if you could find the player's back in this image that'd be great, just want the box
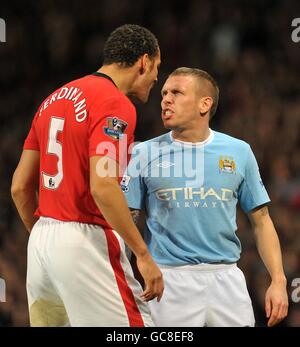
[24,73,136,226]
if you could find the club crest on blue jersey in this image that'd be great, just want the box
[104,117,128,139]
[219,156,236,174]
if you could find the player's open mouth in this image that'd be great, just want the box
[162,109,174,120]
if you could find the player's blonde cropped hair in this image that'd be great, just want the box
[169,67,219,119]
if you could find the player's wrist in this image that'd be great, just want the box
[134,247,151,259]
[271,274,287,286]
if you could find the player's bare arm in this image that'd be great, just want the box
[11,150,39,232]
[248,205,288,327]
[90,155,164,302]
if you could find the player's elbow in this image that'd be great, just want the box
[11,174,26,201]
[90,186,100,202]
[90,177,118,203]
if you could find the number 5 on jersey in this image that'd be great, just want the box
[42,117,65,190]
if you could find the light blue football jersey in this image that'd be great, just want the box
[122,130,270,265]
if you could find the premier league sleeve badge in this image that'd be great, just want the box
[104,117,128,139]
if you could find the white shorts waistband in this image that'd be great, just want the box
[39,217,64,224]
[38,217,95,226]
[158,263,237,272]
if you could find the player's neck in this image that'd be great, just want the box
[172,126,211,143]
[97,65,135,96]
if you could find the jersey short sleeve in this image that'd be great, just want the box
[121,144,147,210]
[23,112,40,151]
[238,146,270,213]
[88,96,136,164]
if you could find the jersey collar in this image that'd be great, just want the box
[170,128,214,147]
[91,72,117,88]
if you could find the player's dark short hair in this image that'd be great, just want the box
[170,67,219,119]
[103,24,159,67]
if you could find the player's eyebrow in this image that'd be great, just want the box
[161,87,183,97]
[161,88,167,96]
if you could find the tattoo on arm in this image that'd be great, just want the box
[130,209,141,226]
[259,206,269,217]
[248,205,270,226]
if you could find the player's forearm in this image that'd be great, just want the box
[11,186,38,232]
[254,218,286,284]
[91,179,149,258]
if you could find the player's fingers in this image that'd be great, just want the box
[140,294,150,301]
[278,302,288,321]
[265,297,271,318]
[140,289,151,300]
[140,280,155,301]
[283,302,289,318]
[157,289,163,302]
[141,277,163,302]
[267,303,280,327]
[141,293,155,302]
[156,277,164,302]
[153,284,164,302]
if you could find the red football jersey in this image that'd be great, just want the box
[24,73,136,226]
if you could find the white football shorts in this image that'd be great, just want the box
[148,263,255,327]
[26,217,153,327]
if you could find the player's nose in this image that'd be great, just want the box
[162,93,172,106]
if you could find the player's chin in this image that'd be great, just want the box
[142,85,156,103]
[129,93,148,105]
[136,92,149,104]
[162,119,175,129]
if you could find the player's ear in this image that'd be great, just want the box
[199,96,213,117]
[138,54,149,75]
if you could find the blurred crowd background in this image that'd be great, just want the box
[0,0,300,326]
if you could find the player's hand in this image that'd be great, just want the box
[265,280,289,327]
[136,252,164,302]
